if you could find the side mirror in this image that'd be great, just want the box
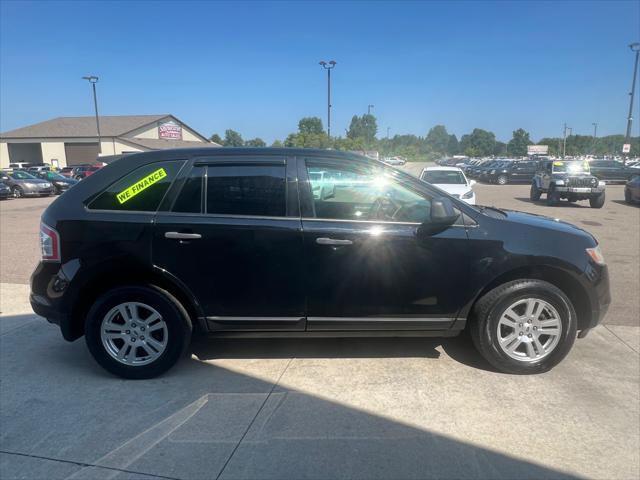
[469,179,476,186]
[418,197,460,237]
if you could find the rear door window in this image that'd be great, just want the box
[205,164,286,217]
[88,161,185,212]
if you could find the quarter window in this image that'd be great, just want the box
[206,165,286,217]
[88,161,184,212]
[306,161,432,223]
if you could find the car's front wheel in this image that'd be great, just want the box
[546,186,560,206]
[12,186,23,198]
[85,285,192,379]
[589,192,605,209]
[470,279,577,374]
[529,182,541,201]
[496,175,508,185]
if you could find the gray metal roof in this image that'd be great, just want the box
[0,115,172,138]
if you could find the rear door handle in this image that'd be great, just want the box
[316,237,353,246]
[165,232,202,240]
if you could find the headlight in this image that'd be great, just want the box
[555,180,565,185]
[43,182,51,187]
[586,246,606,265]
[462,190,474,199]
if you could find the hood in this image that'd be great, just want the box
[502,209,594,239]
[432,183,473,197]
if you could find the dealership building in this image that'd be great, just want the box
[0,114,219,168]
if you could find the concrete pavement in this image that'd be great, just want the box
[1,283,638,480]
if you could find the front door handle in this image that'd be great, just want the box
[165,232,202,240]
[316,237,353,246]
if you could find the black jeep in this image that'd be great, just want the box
[530,160,606,208]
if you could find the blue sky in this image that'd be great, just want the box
[1,0,638,142]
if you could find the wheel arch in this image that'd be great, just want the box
[66,264,203,341]
[466,265,592,332]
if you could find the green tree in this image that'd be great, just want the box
[447,134,459,155]
[271,140,283,148]
[459,128,496,157]
[298,117,324,135]
[223,129,244,147]
[507,128,531,156]
[244,137,266,147]
[209,133,223,145]
[425,125,450,154]
[347,114,377,144]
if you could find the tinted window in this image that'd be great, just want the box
[88,161,184,211]
[206,164,286,217]
[422,170,466,184]
[307,161,432,223]
[172,166,204,213]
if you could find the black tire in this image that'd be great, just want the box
[496,175,508,185]
[85,285,192,379]
[529,182,541,201]
[624,188,632,204]
[469,279,577,374]
[589,191,605,209]
[11,186,24,198]
[546,186,560,206]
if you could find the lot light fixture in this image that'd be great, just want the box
[319,60,336,139]
[82,75,102,154]
[624,43,640,161]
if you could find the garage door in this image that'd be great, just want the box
[64,143,100,166]
[8,143,43,164]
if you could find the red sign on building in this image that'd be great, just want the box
[158,121,182,140]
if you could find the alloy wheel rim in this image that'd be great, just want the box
[13,188,21,198]
[100,302,168,366]
[496,298,562,362]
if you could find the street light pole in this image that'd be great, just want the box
[592,122,598,154]
[624,43,640,161]
[319,60,336,139]
[367,104,374,115]
[82,75,102,154]
[562,123,568,158]
[386,127,391,139]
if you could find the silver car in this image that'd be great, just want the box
[0,170,54,198]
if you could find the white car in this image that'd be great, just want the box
[420,166,477,205]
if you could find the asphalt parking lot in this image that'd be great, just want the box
[1,174,639,480]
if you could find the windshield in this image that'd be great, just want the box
[552,161,590,174]
[9,171,37,180]
[44,172,66,180]
[422,170,466,184]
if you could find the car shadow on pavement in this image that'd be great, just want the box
[611,200,639,207]
[0,313,580,479]
[191,334,499,373]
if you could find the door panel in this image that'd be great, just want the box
[302,220,469,324]
[153,215,305,323]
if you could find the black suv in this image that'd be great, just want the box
[588,160,637,183]
[31,148,610,378]
[482,160,538,185]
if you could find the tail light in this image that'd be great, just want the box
[40,223,61,262]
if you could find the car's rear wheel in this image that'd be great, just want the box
[497,175,508,185]
[469,279,577,374]
[546,186,560,206]
[589,192,605,209]
[11,186,23,198]
[85,285,192,379]
[625,188,632,204]
[529,182,541,201]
